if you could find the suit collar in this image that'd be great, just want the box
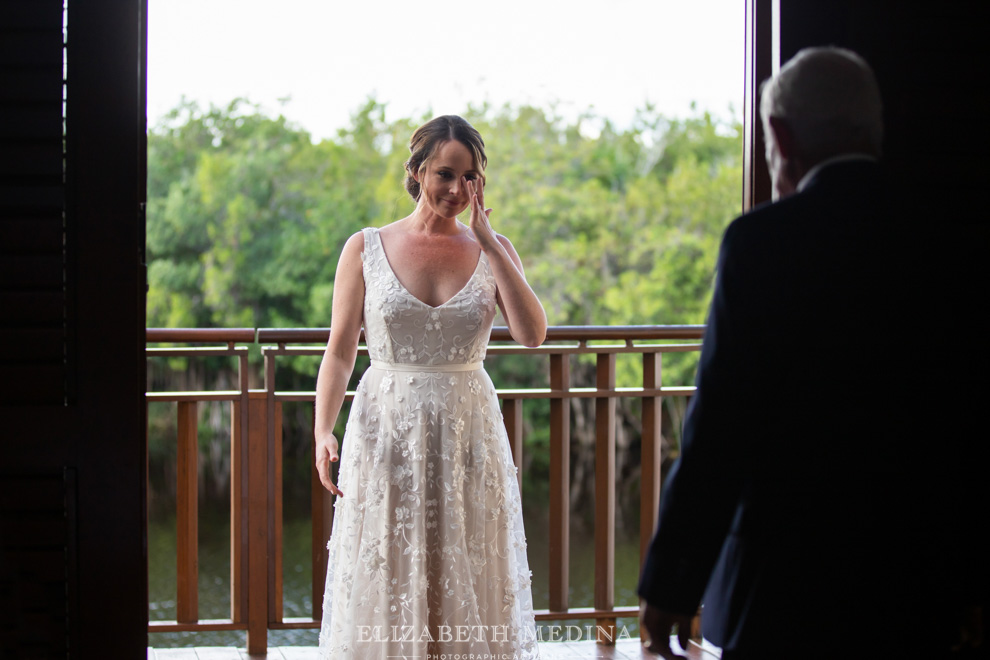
[797,154,879,192]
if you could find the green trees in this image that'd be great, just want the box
[146,98,742,510]
[148,98,741,334]
[148,98,391,329]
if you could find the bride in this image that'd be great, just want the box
[314,115,546,659]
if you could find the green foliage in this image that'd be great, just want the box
[146,97,742,492]
[148,98,394,329]
[148,98,740,334]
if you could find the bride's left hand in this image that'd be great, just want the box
[465,177,499,252]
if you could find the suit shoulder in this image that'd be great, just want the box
[724,192,817,243]
[722,204,776,248]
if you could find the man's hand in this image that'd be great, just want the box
[641,602,692,659]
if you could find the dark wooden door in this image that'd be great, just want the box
[0,0,148,657]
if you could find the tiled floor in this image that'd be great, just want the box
[147,638,719,659]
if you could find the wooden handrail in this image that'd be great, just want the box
[253,325,706,345]
[147,327,256,343]
[146,326,703,653]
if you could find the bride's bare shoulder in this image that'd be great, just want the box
[337,230,367,262]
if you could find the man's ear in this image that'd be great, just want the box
[767,116,797,160]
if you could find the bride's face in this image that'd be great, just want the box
[416,140,482,219]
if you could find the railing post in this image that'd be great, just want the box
[503,398,524,495]
[176,401,199,624]
[549,354,570,612]
[640,352,663,561]
[640,351,663,643]
[231,351,250,624]
[230,399,244,623]
[594,353,616,644]
[264,351,283,628]
[246,390,269,654]
[272,399,284,623]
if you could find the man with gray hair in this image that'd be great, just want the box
[638,47,983,659]
[760,47,883,199]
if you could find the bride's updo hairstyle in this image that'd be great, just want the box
[404,115,487,202]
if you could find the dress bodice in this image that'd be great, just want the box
[361,227,497,367]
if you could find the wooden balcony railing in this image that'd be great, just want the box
[146,325,704,654]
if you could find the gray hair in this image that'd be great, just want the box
[760,47,883,160]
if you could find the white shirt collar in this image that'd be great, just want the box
[797,154,878,192]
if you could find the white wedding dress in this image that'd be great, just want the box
[318,227,540,659]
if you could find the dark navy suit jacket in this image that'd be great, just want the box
[638,159,986,657]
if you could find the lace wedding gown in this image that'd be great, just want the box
[318,227,540,659]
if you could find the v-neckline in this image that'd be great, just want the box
[373,228,484,310]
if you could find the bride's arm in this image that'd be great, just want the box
[465,178,547,348]
[314,231,365,496]
[489,235,547,348]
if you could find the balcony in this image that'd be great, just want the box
[145,325,707,657]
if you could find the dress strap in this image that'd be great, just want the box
[369,360,482,373]
[361,226,379,255]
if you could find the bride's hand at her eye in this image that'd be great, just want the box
[465,177,498,252]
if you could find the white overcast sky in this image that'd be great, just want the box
[147,0,745,141]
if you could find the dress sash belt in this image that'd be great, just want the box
[370,360,483,373]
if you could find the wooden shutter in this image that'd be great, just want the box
[0,0,67,405]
